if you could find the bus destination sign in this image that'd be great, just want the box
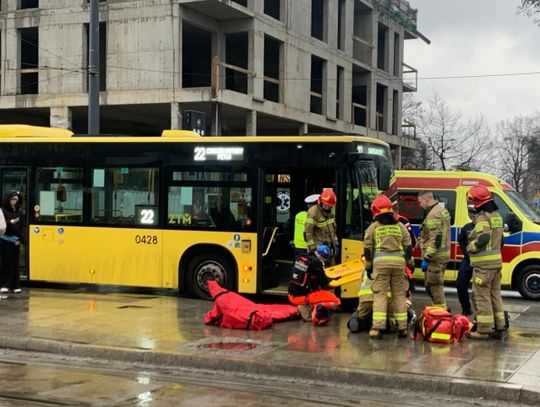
[194,146,244,162]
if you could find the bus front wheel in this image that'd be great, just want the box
[516,265,540,301]
[186,253,234,300]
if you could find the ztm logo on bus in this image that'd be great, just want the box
[277,192,290,213]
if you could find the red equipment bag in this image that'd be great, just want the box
[204,280,298,330]
[414,306,472,343]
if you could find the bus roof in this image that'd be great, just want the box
[0,125,389,147]
[395,169,514,191]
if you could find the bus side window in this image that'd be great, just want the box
[493,194,522,234]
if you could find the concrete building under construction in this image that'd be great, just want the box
[0,0,427,166]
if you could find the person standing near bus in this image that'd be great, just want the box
[466,186,506,340]
[364,195,414,339]
[292,194,320,257]
[456,205,476,316]
[304,189,339,266]
[0,192,24,294]
[417,191,451,309]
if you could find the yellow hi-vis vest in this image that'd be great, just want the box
[294,211,308,249]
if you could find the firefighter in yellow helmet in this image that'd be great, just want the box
[466,185,507,340]
[364,195,414,339]
[304,189,339,266]
[417,190,451,309]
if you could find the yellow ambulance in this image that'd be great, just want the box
[387,170,540,300]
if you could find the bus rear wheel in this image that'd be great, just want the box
[186,253,234,300]
[516,265,540,301]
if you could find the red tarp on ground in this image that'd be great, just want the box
[204,280,299,330]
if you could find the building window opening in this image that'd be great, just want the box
[337,0,346,51]
[376,83,387,132]
[182,23,212,88]
[225,32,249,94]
[311,0,325,41]
[232,0,247,7]
[352,65,368,127]
[264,36,281,103]
[20,0,39,9]
[264,0,280,20]
[377,23,388,72]
[336,66,344,120]
[19,27,38,95]
[84,22,107,92]
[310,56,325,115]
[393,32,400,76]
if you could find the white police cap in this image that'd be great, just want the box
[304,194,320,204]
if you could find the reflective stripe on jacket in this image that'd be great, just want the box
[364,221,412,269]
[304,204,338,251]
[420,202,451,262]
[468,211,503,269]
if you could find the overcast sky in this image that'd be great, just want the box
[405,0,540,129]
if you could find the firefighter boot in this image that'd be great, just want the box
[397,329,408,339]
[467,331,491,340]
[297,305,313,322]
[369,329,383,340]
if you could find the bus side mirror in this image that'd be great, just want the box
[378,162,391,191]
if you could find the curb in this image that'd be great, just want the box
[0,335,538,405]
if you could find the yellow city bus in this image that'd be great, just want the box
[0,125,391,301]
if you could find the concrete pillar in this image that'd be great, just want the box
[299,123,308,135]
[326,61,337,119]
[4,10,18,95]
[246,110,257,135]
[343,0,354,57]
[50,106,72,130]
[327,0,338,50]
[342,65,352,123]
[251,0,264,14]
[170,102,183,130]
[175,8,182,89]
[211,103,221,136]
[249,23,264,99]
[396,144,402,169]
[6,0,17,12]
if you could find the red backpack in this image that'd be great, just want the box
[415,306,472,343]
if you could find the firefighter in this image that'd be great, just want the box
[417,191,451,309]
[292,194,320,257]
[304,189,339,266]
[288,244,341,326]
[466,186,506,340]
[364,195,414,339]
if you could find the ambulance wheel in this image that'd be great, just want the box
[186,253,234,300]
[516,265,540,301]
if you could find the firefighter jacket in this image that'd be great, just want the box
[419,202,451,262]
[363,219,414,271]
[304,204,338,251]
[467,211,503,270]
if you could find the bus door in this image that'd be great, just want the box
[259,170,288,289]
[0,168,29,277]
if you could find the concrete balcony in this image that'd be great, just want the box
[179,0,254,20]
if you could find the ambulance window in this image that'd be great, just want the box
[396,190,455,224]
[492,194,511,220]
[492,194,522,233]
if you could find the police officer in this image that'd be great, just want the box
[293,194,320,257]
[417,191,451,309]
[304,189,339,265]
[364,195,414,339]
[456,205,476,316]
[466,186,506,340]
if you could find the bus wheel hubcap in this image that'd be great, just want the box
[196,261,226,290]
[525,272,540,294]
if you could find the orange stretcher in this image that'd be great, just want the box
[325,259,365,288]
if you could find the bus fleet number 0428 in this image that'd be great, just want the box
[135,235,158,245]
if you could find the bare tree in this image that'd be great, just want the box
[493,116,537,193]
[416,92,491,171]
[519,0,540,24]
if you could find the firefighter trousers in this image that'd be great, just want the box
[472,266,505,334]
[371,267,408,331]
[425,260,447,308]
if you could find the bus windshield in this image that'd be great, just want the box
[506,191,540,224]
